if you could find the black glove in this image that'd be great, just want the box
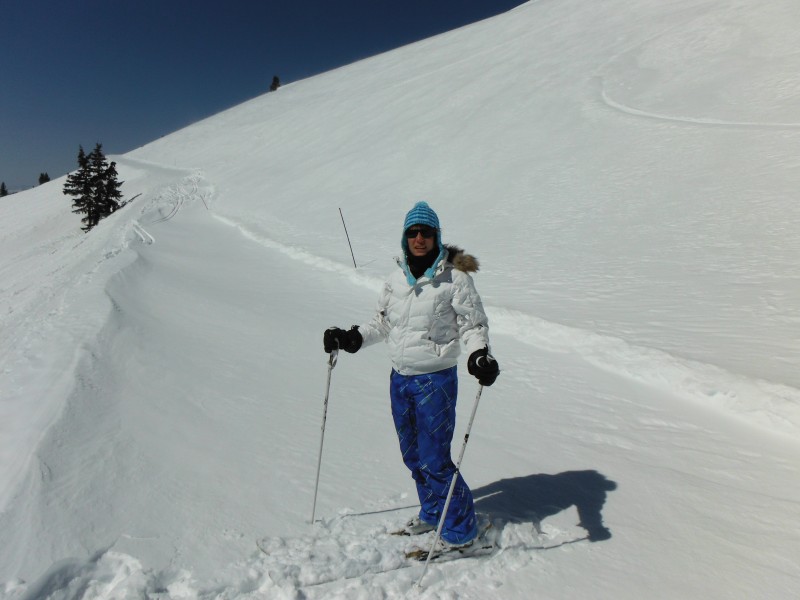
[323,326,363,354]
[467,348,499,386]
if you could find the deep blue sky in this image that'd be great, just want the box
[1,0,525,190]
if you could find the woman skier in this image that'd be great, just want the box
[323,201,499,547]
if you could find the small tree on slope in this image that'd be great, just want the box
[63,144,123,232]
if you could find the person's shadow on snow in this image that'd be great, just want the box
[473,470,617,542]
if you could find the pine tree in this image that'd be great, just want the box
[0,182,7,197]
[38,172,51,185]
[64,146,92,229]
[63,144,124,232]
[99,160,123,217]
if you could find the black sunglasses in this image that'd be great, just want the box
[405,226,437,239]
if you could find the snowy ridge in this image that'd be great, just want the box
[0,194,141,511]
[0,162,218,512]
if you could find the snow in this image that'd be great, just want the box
[1,0,800,598]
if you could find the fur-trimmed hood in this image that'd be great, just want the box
[446,245,479,274]
[397,244,480,285]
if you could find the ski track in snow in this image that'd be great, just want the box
[599,84,800,130]
[594,5,800,130]
[213,210,800,441]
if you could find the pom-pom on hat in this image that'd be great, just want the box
[403,201,440,231]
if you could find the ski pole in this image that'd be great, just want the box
[311,349,338,525]
[415,384,484,590]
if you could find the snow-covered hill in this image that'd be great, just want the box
[1,1,799,598]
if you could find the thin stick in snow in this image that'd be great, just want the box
[339,208,357,268]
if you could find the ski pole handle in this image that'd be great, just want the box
[328,348,339,369]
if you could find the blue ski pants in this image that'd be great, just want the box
[390,366,477,544]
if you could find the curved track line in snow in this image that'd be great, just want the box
[214,215,800,440]
[599,86,800,130]
[112,157,213,223]
[146,172,212,224]
[591,17,800,131]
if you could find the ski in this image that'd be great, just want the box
[405,540,496,562]
[389,521,435,536]
[405,521,496,562]
[390,527,420,536]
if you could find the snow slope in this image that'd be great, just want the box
[1,0,799,598]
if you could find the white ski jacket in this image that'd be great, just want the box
[359,246,490,376]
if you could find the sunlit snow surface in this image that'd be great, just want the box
[1,1,799,598]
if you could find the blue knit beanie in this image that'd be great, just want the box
[401,201,447,284]
[403,201,440,231]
